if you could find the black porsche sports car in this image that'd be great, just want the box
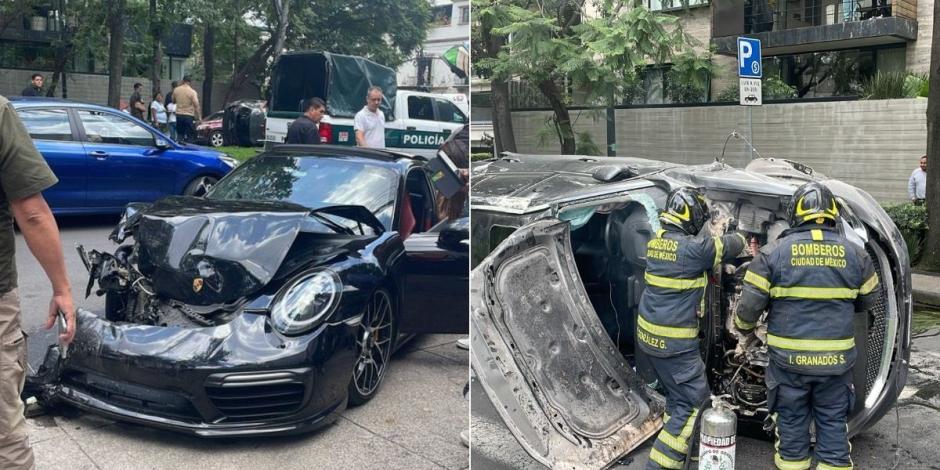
[470,154,910,469]
[29,145,468,437]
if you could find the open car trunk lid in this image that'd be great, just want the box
[471,219,663,469]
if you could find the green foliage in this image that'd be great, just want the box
[575,131,603,156]
[665,52,712,103]
[884,203,928,263]
[862,71,912,99]
[475,0,710,152]
[217,145,261,162]
[763,75,797,100]
[471,153,494,161]
[904,73,929,98]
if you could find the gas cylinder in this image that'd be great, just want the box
[699,396,737,470]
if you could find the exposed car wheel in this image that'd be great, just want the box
[209,130,224,147]
[348,288,395,406]
[183,175,218,197]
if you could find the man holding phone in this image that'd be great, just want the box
[0,95,76,470]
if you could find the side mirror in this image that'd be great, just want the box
[437,218,469,252]
[146,139,172,155]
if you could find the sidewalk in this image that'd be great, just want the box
[913,270,940,307]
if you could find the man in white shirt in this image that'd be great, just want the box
[354,86,386,148]
[909,155,927,205]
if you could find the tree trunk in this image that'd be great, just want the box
[490,79,516,154]
[537,78,576,154]
[223,36,274,105]
[203,24,214,115]
[149,0,163,98]
[106,0,126,109]
[45,41,70,97]
[270,0,290,65]
[921,0,940,270]
[479,9,517,154]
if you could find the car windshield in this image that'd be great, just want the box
[206,156,399,229]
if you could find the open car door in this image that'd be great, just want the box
[398,216,470,334]
[471,219,663,469]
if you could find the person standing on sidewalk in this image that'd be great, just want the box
[172,76,201,143]
[165,81,178,141]
[285,98,326,144]
[129,82,147,120]
[20,74,43,97]
[149,92,168,133]
[0,95,76,470]
[354,86,386,148]
[909,155,927,205]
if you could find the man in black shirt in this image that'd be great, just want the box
[129,82,146,120]
[20,74,43,97]
[286,97,326,144]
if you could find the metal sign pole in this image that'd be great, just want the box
[748,106,753,160]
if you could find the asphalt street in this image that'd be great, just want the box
[470,309,940,470]
[14,215,470,470]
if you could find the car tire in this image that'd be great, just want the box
[209,130,224,148]
[348,288,396,406]
[183,175,218,197]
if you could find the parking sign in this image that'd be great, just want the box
[737,37,762,78]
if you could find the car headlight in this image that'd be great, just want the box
[270,270,342,335]
[219,155,238,168]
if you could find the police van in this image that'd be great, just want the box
[265,51,467,158]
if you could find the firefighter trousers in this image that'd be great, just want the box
[767,362,855,470]
[646,351,710,470]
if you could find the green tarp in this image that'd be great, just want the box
[270,51,397,119]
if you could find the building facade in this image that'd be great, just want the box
[397,0,470,95]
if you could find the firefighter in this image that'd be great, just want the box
[734,182,879,470]
[640,187,746,470]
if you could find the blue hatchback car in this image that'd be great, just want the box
[10,97,237,215]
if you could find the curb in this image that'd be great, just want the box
[914,288,940,308]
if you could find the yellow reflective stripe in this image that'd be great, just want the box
[662,213,682,225]
[645,272,707,290]
[649,448,683,469]
[811,229,824,241]
[657,430,688,454]
[713,236,724,266]
[663,412,670,424]
[817,462,853,470]
[638,315,699,339]
[744,271,771,293]
[767,334,855,351]
[774,454,811,470]
[802,213,835,222]
[859,273,880,295]
[656,229,666,238]
[679,408,699,439]
[770,286,858,299]
[735,315,755,330]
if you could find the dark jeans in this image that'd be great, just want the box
[176,115,195,143]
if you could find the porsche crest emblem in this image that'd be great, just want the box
[192,278,204,293]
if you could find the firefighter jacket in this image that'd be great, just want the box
[637,228,747,358]
[735,225,880,375]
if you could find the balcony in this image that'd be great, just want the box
[712,0,918,55]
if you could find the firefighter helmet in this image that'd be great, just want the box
[787,182,840,227]
[660,187,710,235]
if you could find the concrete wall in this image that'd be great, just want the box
[0,68,259,112]
[511,99,927,203]
[907,0,934,74]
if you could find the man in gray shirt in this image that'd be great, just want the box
[909,155,927,204]
[354,86,386,148]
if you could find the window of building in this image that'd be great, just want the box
[78,110,155,147]
[648,0,708,11]
[459,6,470,24]
[431,5,453,27]
[763,46,901,98]
[17,109,73,141]
[408,96,436,121]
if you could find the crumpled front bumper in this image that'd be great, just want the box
[29,308,361,437]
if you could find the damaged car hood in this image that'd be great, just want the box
[132,197,356,306]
